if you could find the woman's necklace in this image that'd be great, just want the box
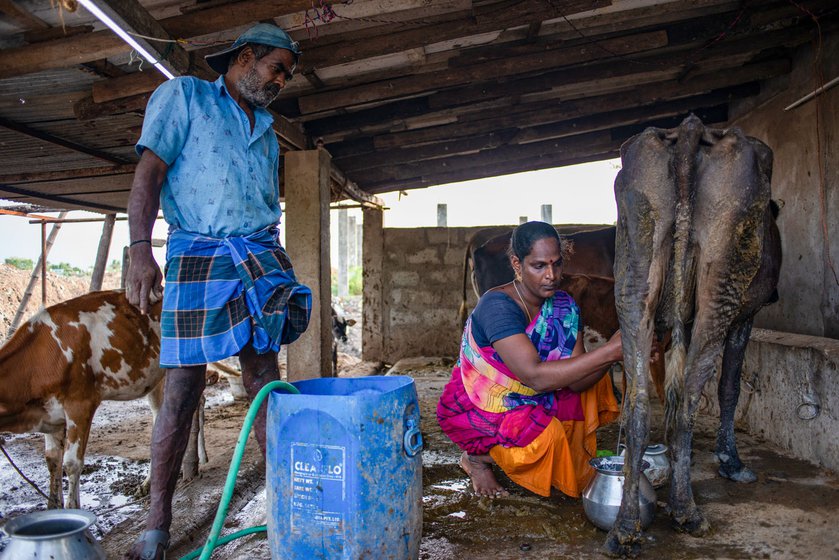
[512,280,533,323]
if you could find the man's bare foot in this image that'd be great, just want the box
[459,452,509,497]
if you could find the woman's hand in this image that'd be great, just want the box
[604,330,623,362]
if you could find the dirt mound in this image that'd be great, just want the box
[0,264,121,343]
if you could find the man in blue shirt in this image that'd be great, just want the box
[125,23,312,560]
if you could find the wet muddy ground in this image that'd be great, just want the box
[1,356,837,559]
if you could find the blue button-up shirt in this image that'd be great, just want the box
[137,75,281,237]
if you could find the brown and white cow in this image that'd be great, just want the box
[0,290,203,509]
[609,115,781,556]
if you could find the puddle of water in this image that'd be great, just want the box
[430,479,468,493]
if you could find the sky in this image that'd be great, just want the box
[0,158,621,269]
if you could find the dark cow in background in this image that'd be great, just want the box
[610,115,781,556]
[331,304,356,374]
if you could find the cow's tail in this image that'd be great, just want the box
[457,244,472,328]
[664,115,703,441]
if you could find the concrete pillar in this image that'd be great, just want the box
[348,216,357,268]
[437,203,447,227]
[337,208,349,297]
[362,206,384,362]
[284,148,333,380]
[540,204,552,224]
[355,221,363,267]
[519,216,528,224]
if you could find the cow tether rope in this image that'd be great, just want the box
[0,437,50,501]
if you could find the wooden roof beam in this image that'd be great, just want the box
[0,0,190,79]
[333,95,739,173]
[297,30,670,114]
[0,164,137,185]
[0,184,125,213]
[308,56,787,145]
[318,58,788,153]
[363,150,619,193]
[0,0,317,79]
[0,116,131,165]
[348,131,614,184]
[0,0,49,31]
[297,0,610,68]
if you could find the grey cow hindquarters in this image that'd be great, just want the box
[610,115,777,556]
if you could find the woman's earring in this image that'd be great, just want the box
[514,269,522,282]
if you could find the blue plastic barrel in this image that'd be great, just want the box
[266,375,423,560]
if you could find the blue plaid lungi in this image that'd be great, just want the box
[159,227,312,368]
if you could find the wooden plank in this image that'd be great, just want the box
[92,71,166,103]
[160,0,318,38]
[0,32,128,79]
[348,131,613,184]
[364,149,619,193]
[0,164,137,185]
[297,30,669,114]
[297,0,609,67]
[0,184,127,212]
[0,0,48,30]
[0,117,131,165]
[0,0,315,79]
[334,129,519,171]
[355,58,789,151]
[336,96,735,174]
[74,93,150,121]
[25,24,94,44]
[270,111,309,151]
[297,6,818,116]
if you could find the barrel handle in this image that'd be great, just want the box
[403,417,423,457]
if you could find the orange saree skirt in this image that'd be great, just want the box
[489,374,619,497]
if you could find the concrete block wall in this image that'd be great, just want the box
[378,226,486,363]
[705,329,839,472]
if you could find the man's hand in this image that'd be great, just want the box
[126,150,168,314]
[126,244,163,314]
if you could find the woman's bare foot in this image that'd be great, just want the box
[459,452,509,497]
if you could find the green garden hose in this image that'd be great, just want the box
[180,380,300,560]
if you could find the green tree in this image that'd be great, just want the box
[5,257,33,270]
[48,262,86,276]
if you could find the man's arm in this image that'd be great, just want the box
[126,150,168,314]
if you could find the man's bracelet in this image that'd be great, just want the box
[130,239,152,247]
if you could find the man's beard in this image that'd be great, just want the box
[236,66,281,108]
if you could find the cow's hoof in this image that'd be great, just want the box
[718,464,757,483]
[672,509,711,536]
[603,528,641,558]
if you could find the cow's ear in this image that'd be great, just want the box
[346,319,357,326]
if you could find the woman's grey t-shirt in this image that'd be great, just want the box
[470,291,529,347]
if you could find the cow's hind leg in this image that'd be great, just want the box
[44,430,65,509]
[715,320,757,483]
[668,340,719,535]
[670,125,768,535]
[608,127,675,557]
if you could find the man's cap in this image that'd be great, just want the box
[205,23,302,75]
